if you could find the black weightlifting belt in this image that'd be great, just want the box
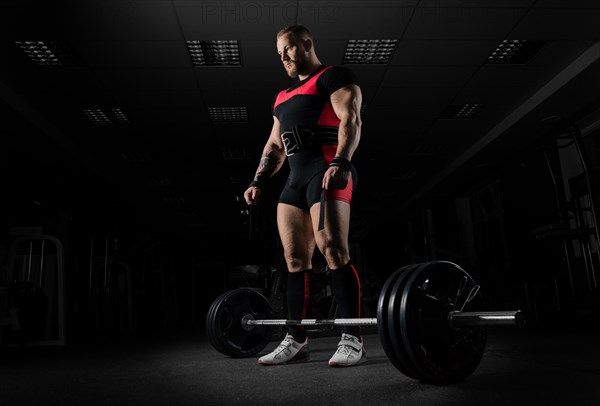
[280,125,339,156]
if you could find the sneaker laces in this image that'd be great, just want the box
[336,344,353,356]
[274,336,294,354]
[336,335,361,356]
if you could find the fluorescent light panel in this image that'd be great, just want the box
[343,40,397,64]
[111,108,130,124]
[221,147,251,160]
[408,144,443,155]
[145,177,172,187]
[209,106,247,123]
[187,40,241,66]
[439,104,482,120]
[15,40,84,66]
[121,151,152,163]
[83,108,130,125]
[176,209,198,217]
[487,40,547,64]
[163,196,186,204]
[83,109,111,125]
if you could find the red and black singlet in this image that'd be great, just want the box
[273,64,358,133]
[272,65,359,211]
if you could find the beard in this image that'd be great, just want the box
[284,58,306,78]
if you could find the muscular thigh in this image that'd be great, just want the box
[277,203,315,272]
[310,199,351,265]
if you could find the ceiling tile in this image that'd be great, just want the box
[0,2,61,39]
[419,0,536,6]
[404,7,528,39]
[195,67,288,93]
[467,65,557,88]
[343,65,388,88]
[95,68,198,91]
[527,40,597,67]
[453,87,530,109]
[535,0,600,8]
[373,86,460,106]
[361,117,432,137]
[363,104,447,121]
[109,91,207,111]
[390,39,498,66]
[298,5,414,39]
[175,1,293,41]
[73,41,192,68]
[59,1,182,41]
[4,67,106,94]
[510,8,600,39]
[381,66,479,87]
[129,107,212,130]
[239,40,282,68]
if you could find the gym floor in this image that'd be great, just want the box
[1,324,600,406]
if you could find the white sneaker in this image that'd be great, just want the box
[328,333,366,367]
[257,334,309,365]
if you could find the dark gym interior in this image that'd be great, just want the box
[1,1,600,405]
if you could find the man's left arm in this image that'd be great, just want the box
[323,84,362,190]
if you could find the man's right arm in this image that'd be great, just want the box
[244,116,285,205]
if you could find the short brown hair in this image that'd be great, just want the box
[277,25,312,40]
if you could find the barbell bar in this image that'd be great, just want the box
[242,310,524,329]
[206,260,526,385]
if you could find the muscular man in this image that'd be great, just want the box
[243,25,364,367]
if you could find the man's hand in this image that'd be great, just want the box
[322,165,350,191]
[244,186,262,205]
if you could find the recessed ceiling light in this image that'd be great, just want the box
[186,40,241,66]
[82,108,130,125]
[408,144,443,155]
[15,40,84,67]
[360,104,367,116]
[120,151,152,163]
[163,196,186,204]
[82,109,112,125]
[111,109,130,124]
[486,40,547,64]
[209,106,247,123]
[439,104,483,120]
[343,39,397,64]
[145,177,171,187]
[398,171,417,181]
[221,147,251,160]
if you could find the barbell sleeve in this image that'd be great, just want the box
[243,310,525,329]
[448,310,525,328]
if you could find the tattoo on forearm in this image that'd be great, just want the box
[254,151,280,181]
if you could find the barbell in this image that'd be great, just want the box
[206,260,526,384]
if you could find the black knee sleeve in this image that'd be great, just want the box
[331,261,362,337]
[286,269,313,342]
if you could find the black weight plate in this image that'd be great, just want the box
[206,288,272,358]
[206,289,242,356]
[377,266,407,377]
[377,263,423,380]
[399,261,487,384]
[206,291,230,355]
[387,262,430,381]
